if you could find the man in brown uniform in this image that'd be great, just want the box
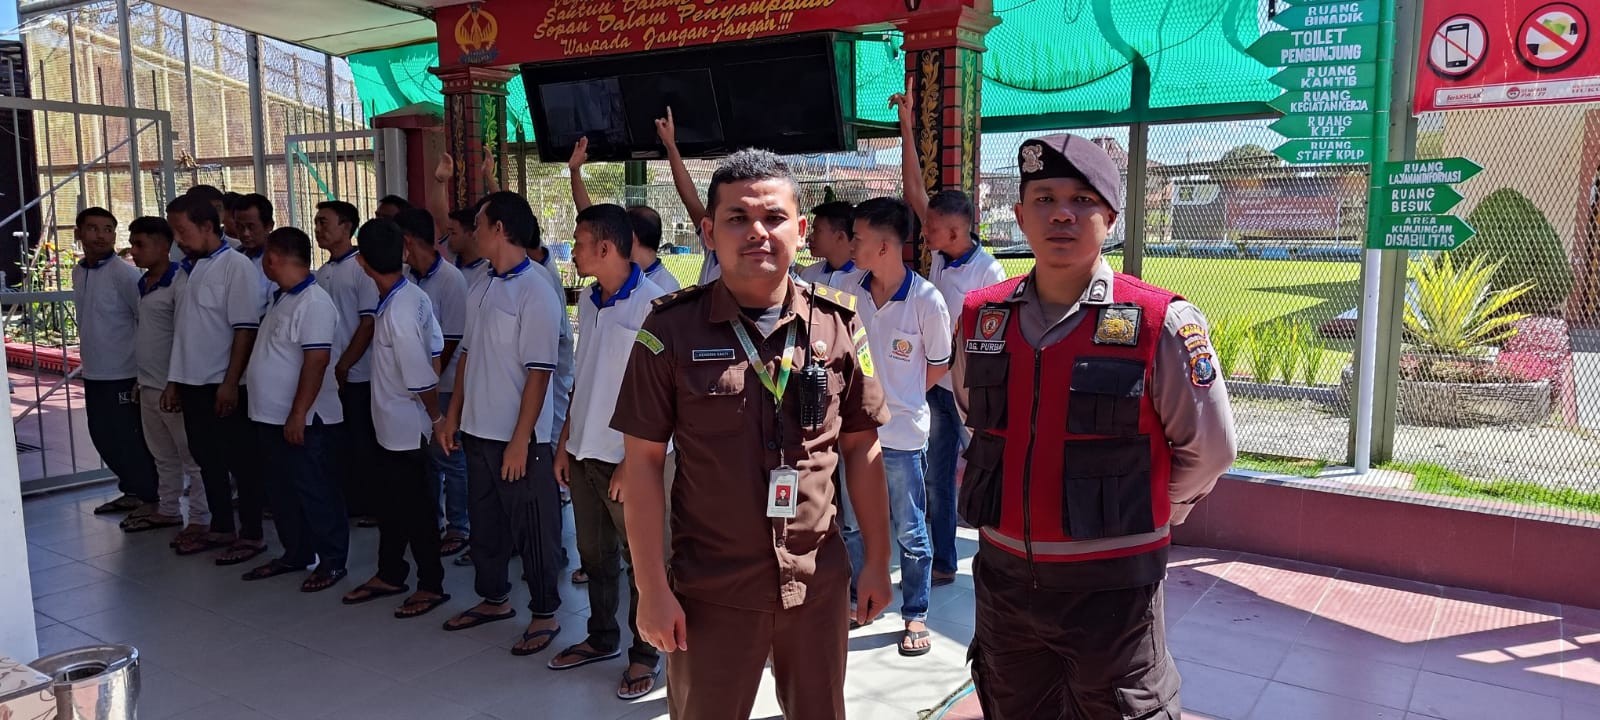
[613,149,895,720]
[952,135,1237,719]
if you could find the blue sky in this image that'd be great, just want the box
[0,3,15,39]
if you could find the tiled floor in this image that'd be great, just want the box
[19,483,1600,720]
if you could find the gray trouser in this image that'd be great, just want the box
[463,435,563,616]
[568,455,657,667]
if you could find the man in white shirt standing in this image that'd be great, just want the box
[893,88,1008,587]
[395,207,472,559]
[126,217,208,539]
[519,220,575,470]
[185,185,241,250]
[238,227,350,593]
[160,194,270,564]
[228,193,276,299]
[567,138,681,294]
[799,201,864,289]
[548,204,667,699]
[314,200,382,526]
[343,219,453,619]
[439,192,566,655]
[839,197,953,658]
[74,207,159,519]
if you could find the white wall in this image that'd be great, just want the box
[0,371,38,662]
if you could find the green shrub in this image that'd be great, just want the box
[1209,315,1246,379]
[1405,252,1532,356]
[1244,318,1275,383]
[1458,188,1574,315]
[1298,320,1328,385]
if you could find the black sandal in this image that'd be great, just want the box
[241,559,302,582]
[394,593,452,619]
[300,567,348,593]
[343,581,409,605]
[121,513,182,533]
[443,606,515,632]
[214,542,267,566]
[898,628,933,657]
[93,495,143,515]
[547,643,621,670]
[617,662,662,700]
[175,534,231,556]
[440,534,469,556]
[511,625,562,657]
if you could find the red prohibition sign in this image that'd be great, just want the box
[1519,2,1588,71]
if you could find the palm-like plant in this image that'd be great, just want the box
[1404,253,1534,356]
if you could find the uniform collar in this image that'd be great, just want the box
[939,242,980,269]
[590,263,643,310]
[273,274,316,304]
[140,263,178,296]
[328,247,359,264]
[644,258,664,276]
[859,268,913,302]
[180,240,230,273]
[375,276,408,315]
[410,254,442,281]
[825,259,855,274]
[1012,258,1116,306]
[457,256,486,271]
[78,254,113,270]
[707,276,808,329]
[239,245,264,260]
[489,257,532,279]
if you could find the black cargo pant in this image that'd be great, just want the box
[970,553,1182,720]
[463,435,562,616]
[83,378,157,502]
[375,439,444,594]
[177,383,265,540]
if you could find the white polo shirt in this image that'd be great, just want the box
[697,248,721,285]
[457,256,490,294]
[412,255,468,395]
[436,234,457,266]
[134,264,180,390]
[245,276,344,426]
[928,243,1007,392]
[460,258,563,444]
[535,253,576,436]
[642,258,680,293]
[315,248,380,384]
[370,278,443,452]
[239,246,273,298]
[799,259,865,290]
[570,264,667,463]
[848,270,953,451]
[72,256,142,381]
[169,242,268,385]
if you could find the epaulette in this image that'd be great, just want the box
[651,283,709,310]
[810,283,858,314]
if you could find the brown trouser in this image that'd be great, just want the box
[971,554,1182,720]
[667,580,849,720]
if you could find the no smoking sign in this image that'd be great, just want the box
[1519,2,1588,71]
[1429,14,1487,78]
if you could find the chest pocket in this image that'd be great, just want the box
[1067,357,1145,437]
[484,306,520,348]
[683,363,748,433]
[199,282,227,308]
[964,353,1009,431]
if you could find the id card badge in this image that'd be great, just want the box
[767,466,799,519]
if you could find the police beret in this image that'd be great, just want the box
[1017,134,1124,211]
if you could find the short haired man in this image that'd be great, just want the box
[229,193,276,298]
[74,208,160,519]
[395,207,472,558]
[515,215,576,468]
[161,194,270,563]
[799,201,863,288]
[449,208,489,289]
[439,191,567,656]
[376,194,410,221]
[548,203,667,699]
[952,135,1237,719]
[613,150,894,718]
[838,196,952,658]
[892,87,1008,587]
[127,217,209,539]
[567,138,681,293]
[186,184,240,249]
[343,219,453,618]
[314,199,383,525]
[240,227,350,592]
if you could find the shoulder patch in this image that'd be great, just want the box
[635,329,665,355]
[811,283,858,313]
[650,284,707,311]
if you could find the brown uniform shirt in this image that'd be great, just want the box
[612,278,888,612]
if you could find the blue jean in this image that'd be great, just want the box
[840,447,933,621]
[925,387,965,576]
[427,392,470,536]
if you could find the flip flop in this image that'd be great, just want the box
[175,535,231,556]
[931,574,957,588]
[241,560,303,582]
[898,629,933,657]
[343,581,410,605]
[547,643,621,670]
[121,514,182,533]
[442,607,516,632]
[300,567,348,593]
[394,593,452,619]
[511,626,562,656]
[170,526,209,549]
[617,662,663,700]
[440,534,469,557]
[570,569,589,585]
[214,542,267,566]
[93,495,143,515]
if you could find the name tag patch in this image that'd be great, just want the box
[692,348,736,362]
[966,306,1010,354]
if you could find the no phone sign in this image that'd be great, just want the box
[1430,15,1487,78]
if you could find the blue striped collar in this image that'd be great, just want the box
[590,263,643,310]
[644,258,664,276]
[860,268,913,302]
[824,259,855,274]
[328,247,358,264]
[180,241,230,274]
[489,257,532,279]
[940,242,980,269]
[78,254,113,270]
[410,254,442,281]
[273,274,316,304]
[139,263,178,296]
[375,276,408,315]
[239,245,264,260]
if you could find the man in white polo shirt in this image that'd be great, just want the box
[566,138,681,294]
[839,196,953,658]
[439,191,566,655]
[548,204,667,699]
[520,220,576,488]
[892,90,1009,587]
[450,207,491,292]
[228,193,276,299]
[185,185,241,250]
[238,227,350,593]
[343,219,453,619]
[799,201,863,289]
[395,207,472,559]
[73,207,159,519]
[314,200,382,526]
[160,194,271,564]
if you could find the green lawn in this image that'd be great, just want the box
[1385,461,1600,515]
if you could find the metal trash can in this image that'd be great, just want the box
[29,645,140,720]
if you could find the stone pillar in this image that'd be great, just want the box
[901,6,999,271]
[428,65,515,209]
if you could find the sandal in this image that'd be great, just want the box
[301,567,348,593]
[443,606,516,632]
[617,662,662,700]
[931,573,957,588]
[241,559,303,582]
[93,495,144,515]
[343,581,409,605]
[453,551,474,567]
[571,569,589,585]
[898,628,933,657]
[214,542,267,567]
[511,625,562,657]
[175,534,231,556]
[121,513,182,533]
[395,593,452,619]
[440,534,469,557]
[170,525,209,548]
[547,643,621,670]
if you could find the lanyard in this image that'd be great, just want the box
[730,321,797,409]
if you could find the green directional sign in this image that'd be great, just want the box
[1272,63,1379,91]
[1269,87,1378,115]
[1371,214,1476,251]
[1382,158,1485,187]
[1274,138,1373,164]
[1384,185,1464,216]
[1248,26,1381,66]
[1273,0,1379,31]
[1270,112,1376,139]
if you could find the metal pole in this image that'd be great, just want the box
[66,12,87,211]
[1123,56,1151,278]
[181,12,198,186]
[95,67,110,210]
[115,0,142,214]
[247,33,267,192]
[1353,0,1398,474]
[325,56,338,200]
[9,58,30,261]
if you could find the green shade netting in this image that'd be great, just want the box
[349,0,1275,136]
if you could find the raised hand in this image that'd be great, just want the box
[434,152,454,184]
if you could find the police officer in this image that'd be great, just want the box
[613,149,895,719]
[951,134,1237,719]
